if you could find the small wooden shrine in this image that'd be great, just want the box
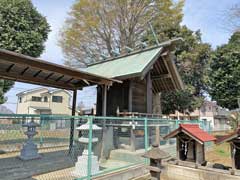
[164,124,216,165]
[217,127,240,170]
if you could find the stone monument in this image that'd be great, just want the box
[20,120,41,160]
[73,119,102,177]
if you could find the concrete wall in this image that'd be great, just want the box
[93,164,147,180]
[165,163,240,180]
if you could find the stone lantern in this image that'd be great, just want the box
[73,119,102,177]
[142,143,170,180]
[20,120,41,160]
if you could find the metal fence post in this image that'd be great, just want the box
[87,116,93,180]
[144,118,149,164]
[39,116,43,147]
[175,119,179,129]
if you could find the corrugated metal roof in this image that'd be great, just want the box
[84,47,162,79]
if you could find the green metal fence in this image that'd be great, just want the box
[0,114,211,180]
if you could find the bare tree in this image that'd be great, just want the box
[224,4,240,32]
[59,0,184,67]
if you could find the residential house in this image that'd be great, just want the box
[16,88,73,115]
[168,101,230,129]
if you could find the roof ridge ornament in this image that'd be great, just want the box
[137,42,148,49]
[125,46,134,53]
[111,50,120,57]
[100,53,108,60]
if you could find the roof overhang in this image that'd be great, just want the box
[216,129,240,144]
[30,106,51,111]
[0,49,121,91]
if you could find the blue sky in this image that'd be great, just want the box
[3,0,239,112]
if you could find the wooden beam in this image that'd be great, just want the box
[146,72,153,113]
[65,77,74,84]
[45,72,54,80]
[55,75,64,82]
[71,90,77,116]
[151,74,171,80]
[162,53,184,90]
[100,85,108,160]
[176,137,180,160]
[6,64,14,72]
[0,71,75,90]
[102,85,107,116]
[0,51,114,85]
[69,89,77,154]
[82,79,90,85]
[20,67,29,75]
[161,54,177,89]
[33,70,42,77]
[231,143,236,170]
[128,80,133,112]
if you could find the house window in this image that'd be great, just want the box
[32,96,42,102]
[44,96,48,102]
[52,96,63,103]
[19,97,22,103]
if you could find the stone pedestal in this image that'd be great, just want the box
[20,138,40,160]
[73,149,100,177]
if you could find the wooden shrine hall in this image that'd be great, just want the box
[85,38,184,116]
[164,124,216,165]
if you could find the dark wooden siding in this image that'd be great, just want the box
[96,81,129,116]
[132,79,147,113]
[97,78,149,115]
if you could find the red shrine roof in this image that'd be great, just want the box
[164,124,216,144]
[216,127,240,144]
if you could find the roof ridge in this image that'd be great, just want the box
[87,45,161,67]
[16,87,48,96]
[87,38,182,67]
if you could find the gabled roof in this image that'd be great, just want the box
[85,46,162,79]
[216,128,240,144]
[164,124,216,144]
[84,39,184,92]
[41,89,72,96]
[16,87,48,96]
[17,88,71,97]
